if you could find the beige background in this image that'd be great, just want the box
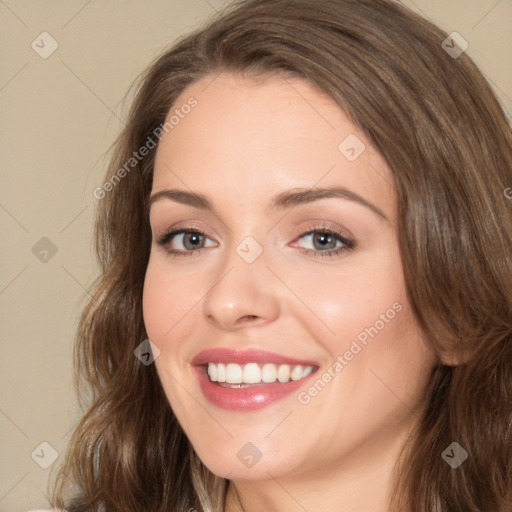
[1,1,510,510]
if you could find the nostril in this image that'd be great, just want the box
[234,314,259,323]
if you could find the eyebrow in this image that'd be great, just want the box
[148,186,388,221]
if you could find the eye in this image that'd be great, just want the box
[292,227,355,259]
[156,228,215,256]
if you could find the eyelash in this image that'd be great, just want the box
[156,225,356,259]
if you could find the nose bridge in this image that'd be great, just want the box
[201,230,279,330]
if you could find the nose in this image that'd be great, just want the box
[202,247,280,331]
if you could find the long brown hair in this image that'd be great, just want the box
[50,0,512,510]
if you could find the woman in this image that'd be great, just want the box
[49,0,512,510]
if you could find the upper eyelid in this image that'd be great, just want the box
[151,216,352,236]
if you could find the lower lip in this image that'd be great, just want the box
[194,366,316,411]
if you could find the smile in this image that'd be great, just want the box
[192,348,319,410]
[207,362,315,386]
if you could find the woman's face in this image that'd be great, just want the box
[143,72,437,480]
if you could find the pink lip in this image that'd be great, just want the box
[192,348,319,411]
[192,348,318,367]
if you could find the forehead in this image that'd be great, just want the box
[152,72,395,222]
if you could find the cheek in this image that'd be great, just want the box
[309,264,434,432]
[142,259,197,421]
[289,248,408,355]
[142,258,196,342]
[142,263,169,341]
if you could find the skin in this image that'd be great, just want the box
[142,72,439,512]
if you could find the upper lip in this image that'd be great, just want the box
[192,348,319,367]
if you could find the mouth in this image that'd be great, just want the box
[192,348,319,410]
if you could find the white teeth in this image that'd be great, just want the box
[277,364,291,383]
[302,366,313,377]
[207,363,217,382]
[261,363,277,383]
[290,364,304,381]
[216,363,226,383]
[242,362,261,384]
[226,363,243,383]
[206,362,315,385]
